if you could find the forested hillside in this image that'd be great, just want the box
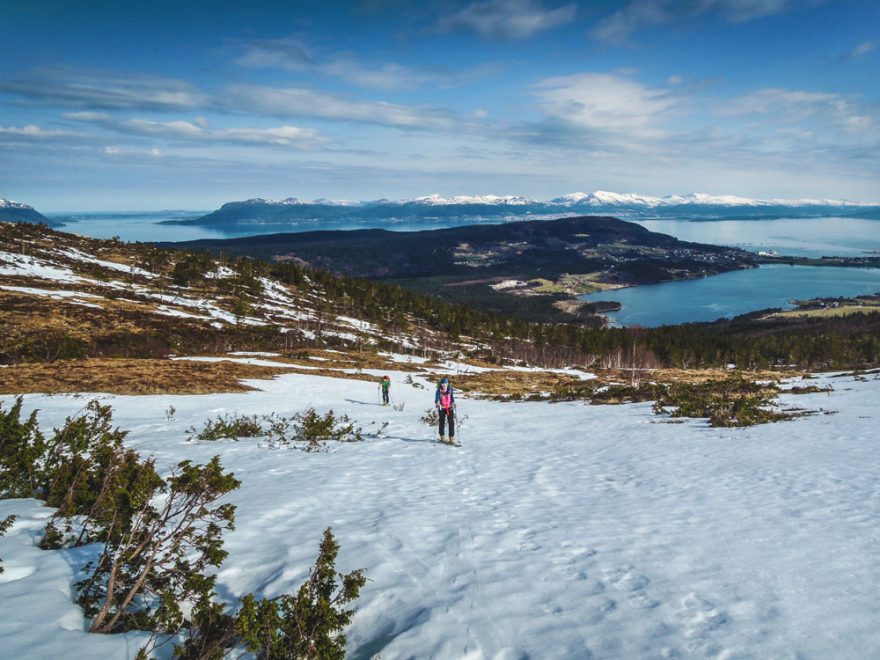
[2,222,879,370]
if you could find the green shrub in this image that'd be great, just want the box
[548,381,597,402]
[0,396,46,498]
[1,401,365,656]
[236,528,366,660]
[591,383,665,405]
[189,410,360,450]
[0,514,15,574]
[190,412,264,441]
[292,409,361,451]
[77,456,239,635]
[36,401,163,549]
[652,378,794,427]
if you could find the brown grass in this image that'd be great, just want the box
[763,305,880,320]
[598,367,803,385]
[0,355,392,395]
[424,370,584,398]
[0,358,302,395]
[422,366,804,399]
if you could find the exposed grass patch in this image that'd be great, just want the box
[426,369,587,400]
[765,304,880,319]
[0,358,300,395]
[432,367,801,403]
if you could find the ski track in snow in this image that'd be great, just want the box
[1,372,879,659]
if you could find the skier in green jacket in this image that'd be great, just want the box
[379,375,391,405]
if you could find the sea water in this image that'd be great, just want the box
[580,264,880,327]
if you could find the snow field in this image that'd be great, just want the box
[1,371,879,658]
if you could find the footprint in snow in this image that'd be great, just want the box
[678,592,730,641]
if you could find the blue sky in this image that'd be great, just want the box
[1,0,878,210]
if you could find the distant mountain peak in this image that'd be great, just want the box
[408,193,536,206]
[0,197,35,210]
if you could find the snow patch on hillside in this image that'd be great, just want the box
[0,285,104,309]
[54,247,156,278]
[0,251,86,283]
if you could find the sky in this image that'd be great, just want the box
[0,0,878,210]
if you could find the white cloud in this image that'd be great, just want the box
[125,117,328,147]
[439,0,577,39]
[223,85,456,130]
[214,125,327,146]
[722,87,876,135]
[62,111,111,121]
[593,0,798,45]
[236,37,495,90]
[67,111,330,149]
[128,118,205,137]
[0,68,207,110]
[533,73,677,140]
[846,40,877,59]
[0,124,76,138]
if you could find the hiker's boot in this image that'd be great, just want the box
[440,435,448,444]
[449,435,456,445]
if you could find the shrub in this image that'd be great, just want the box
[36,401,159,549]
[76,456,240,635]
[782,385,833,394]
[420,408,438,426]
[548,381,597,402]
[291,409,361,451]
[189,410,361,450]
[652,378,794,427]
[190,412,264,441]
[590,383,665,405]
[0,396,45,498]
[0,514,15,574]
[236,528,366,659]
[1,402,365,656]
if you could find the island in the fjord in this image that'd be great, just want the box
[164,215,758,324]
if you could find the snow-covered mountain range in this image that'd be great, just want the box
[234,191,879,209]
[169,190,880,228]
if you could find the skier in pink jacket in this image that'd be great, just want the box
[435,377,456,444]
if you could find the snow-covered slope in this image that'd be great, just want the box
[1,369,878,658]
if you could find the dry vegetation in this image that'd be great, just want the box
[763,304,880,319]
[0,353,402,395]
[428,367,804,400]
[0,358,301,395]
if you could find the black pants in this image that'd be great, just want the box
[439,408,455,437]
[382,389,389,404]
